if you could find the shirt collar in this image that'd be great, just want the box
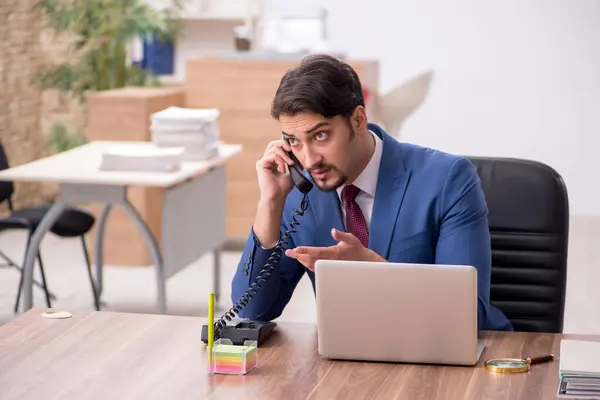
[337,130,383,199]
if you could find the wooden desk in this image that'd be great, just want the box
[1,309,597,399]
[0,142,242,313]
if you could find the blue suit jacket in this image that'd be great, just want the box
[231,123,513,331]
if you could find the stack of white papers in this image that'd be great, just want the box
[558,339,600,399]
[100,145,184,172]
[150,106,221,161]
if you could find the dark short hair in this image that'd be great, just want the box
[270,54,364,119]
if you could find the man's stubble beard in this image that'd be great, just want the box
[315,174,348,192]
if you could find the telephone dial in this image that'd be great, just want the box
[201,142,313,347]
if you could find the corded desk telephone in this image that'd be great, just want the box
[201,144,313,347]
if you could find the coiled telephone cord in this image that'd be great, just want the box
[213,194,309,338]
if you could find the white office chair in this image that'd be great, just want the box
[377,70,434,140]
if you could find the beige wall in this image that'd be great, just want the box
[0,1,81,213]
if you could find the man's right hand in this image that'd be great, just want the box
[256,139,296,203]
[253,140,297,248]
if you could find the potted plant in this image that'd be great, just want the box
[34,0,181,152]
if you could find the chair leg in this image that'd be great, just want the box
[14,231,54,312]
[14,250,53,312]
[36,253,52,308]
[80,235,100,311]
[0,249,56,298]
[14,264,25,313]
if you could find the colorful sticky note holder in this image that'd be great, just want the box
[208,339,258,375]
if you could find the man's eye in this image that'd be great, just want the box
[315,132,328,140]
[288,138,299,146]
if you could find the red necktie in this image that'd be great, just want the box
[342,184,369,248]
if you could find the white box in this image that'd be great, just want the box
[100,145,184,172]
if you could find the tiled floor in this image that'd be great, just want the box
[1,214,599,334]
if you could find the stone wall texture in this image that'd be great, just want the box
[0,0,46,214]
[0,1,83,214]
[39,27,87,139]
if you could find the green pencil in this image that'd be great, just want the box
[208,292,215,370]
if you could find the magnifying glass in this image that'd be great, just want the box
[484,354,555,373]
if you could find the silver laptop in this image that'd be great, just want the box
[314,260,485,366]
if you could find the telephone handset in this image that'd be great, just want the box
[201,141,312,347]
[285,148,313,194]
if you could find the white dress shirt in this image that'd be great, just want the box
[336,130,383,229]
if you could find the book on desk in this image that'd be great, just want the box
[558,339,600,399]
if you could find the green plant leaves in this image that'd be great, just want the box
[48,122,87,154]
[33,0,180,100]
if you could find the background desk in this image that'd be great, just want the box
[1,309,596,400]
[0,142,241,313]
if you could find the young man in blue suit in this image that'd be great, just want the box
[231,54,513,331]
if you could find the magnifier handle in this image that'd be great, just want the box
[528,354,555,365]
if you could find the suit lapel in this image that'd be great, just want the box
[368,124,412,258]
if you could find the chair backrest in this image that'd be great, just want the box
[467,156,569,333]
[0,141,15,205]
[377,71,434,140]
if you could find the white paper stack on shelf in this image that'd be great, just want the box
[557,339,600,399]
[150,106,221,161]
[100,145,184,172]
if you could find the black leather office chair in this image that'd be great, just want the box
[468,156,569,333]
[0,141,100,312]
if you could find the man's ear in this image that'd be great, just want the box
[352,106,368,133]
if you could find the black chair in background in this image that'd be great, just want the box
[468,156,569,333]
[0,141,100,312]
